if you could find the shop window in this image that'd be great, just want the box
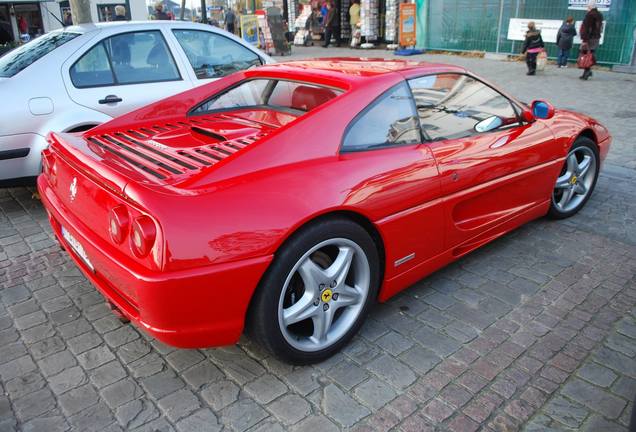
[342,82,421,151]
[0,5,12,44]
[172,29,261,79]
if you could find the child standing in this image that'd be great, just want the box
[521,21,544,76]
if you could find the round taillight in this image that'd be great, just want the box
[130,216,156,258]
[108,205,129,244]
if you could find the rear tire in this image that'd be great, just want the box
[547,137,599,219]
[247,218,380,364]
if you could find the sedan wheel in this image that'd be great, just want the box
[548,138,599,219]
[248,218,379,364]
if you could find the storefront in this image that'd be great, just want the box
[0,0,62,44]
[0,0,146,45]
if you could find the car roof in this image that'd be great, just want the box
[60,20,225,34]
[257,58,467,87]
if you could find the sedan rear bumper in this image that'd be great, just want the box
[38,174,273,348]
[0,133,47,181]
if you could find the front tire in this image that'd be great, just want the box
[548,137,599,219]
[247,218,380,364]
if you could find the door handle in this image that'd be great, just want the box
[98,95,123,104]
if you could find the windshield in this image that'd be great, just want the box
[191,79,343,115]
[0,31,80,78]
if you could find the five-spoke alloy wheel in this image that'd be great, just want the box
[548,137,599,219]
[248,218,379,364]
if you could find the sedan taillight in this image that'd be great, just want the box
[109,205,129,244]
[131,215,156,258]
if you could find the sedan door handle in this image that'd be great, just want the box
[98,95,123,104]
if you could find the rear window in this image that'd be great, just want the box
[191,79,343,115]
[0,31,80,78]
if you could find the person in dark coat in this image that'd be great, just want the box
[556,16,576,68]
[521,21,544,76]
[579,0,603,80]
[225,9,236,34]
[113,5,127,21]
[153,2,170,20]
[322,1,340,48]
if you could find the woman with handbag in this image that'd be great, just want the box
[578,0,603,80]
[521,21,544,76]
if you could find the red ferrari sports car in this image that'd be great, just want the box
[38,59,611,363]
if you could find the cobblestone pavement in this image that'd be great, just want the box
[1,49,636,432]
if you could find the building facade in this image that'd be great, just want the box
[0,0,147,45]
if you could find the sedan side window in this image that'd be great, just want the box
[70,31,180,88]
[408,74,519,141]
[70,42,114,87]
[342,82,421,152]
[172,30,262,79]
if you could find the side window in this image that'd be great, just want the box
[70,42,114,88]
[70,31,180,88]
[104,31,180,84]
[172,30,262,79]
[342,82,421,151]
[408,74,519,141]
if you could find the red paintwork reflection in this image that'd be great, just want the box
[38,59,611,348]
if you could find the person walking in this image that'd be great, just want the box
[521,21,544,76]
[349,0,360,48]
[556,16,576,68]
[225,8,236,34]
[113,5,127,21]
[152,2,170,20]
[579,0,603,80]
[322,1,340,47]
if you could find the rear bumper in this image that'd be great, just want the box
[37,174,272,348]
[0,133,47,181]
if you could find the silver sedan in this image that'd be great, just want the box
[0,21,272,182]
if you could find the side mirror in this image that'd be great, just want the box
[474,116,503,133]
[531,100,555,120]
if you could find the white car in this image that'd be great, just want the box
[0,21,272,182]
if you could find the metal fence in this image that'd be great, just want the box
[425,0,636,65]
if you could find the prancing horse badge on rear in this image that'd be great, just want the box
[69,177,78,202]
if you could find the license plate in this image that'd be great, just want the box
[62,226,94,272]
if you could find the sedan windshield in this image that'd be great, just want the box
[0,31,80,78]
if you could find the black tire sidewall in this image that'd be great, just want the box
[248,218,380,364]
[548,137,600,219]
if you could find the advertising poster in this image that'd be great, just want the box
[507,18,605,45]
[507,18,562,43]
[569,0,611,11]
[399,3,416,47]
[240,15,259,45]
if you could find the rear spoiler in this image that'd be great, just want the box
[47,131,139,195]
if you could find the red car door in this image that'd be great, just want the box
[338,81,445,292]
[407,74,557,254]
